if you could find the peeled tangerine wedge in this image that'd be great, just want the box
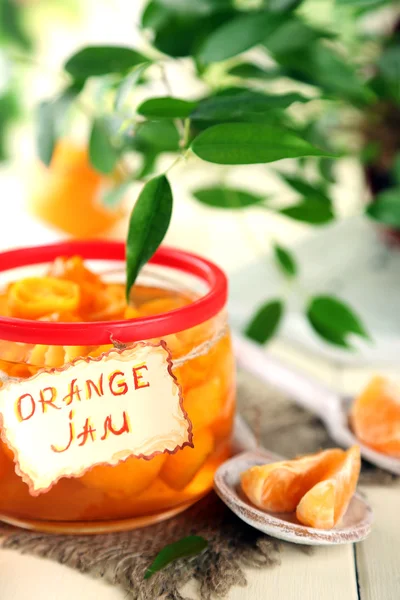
[296,446,361,530]
[80,454,166,499]
[160,429,214,490]
[241,448,345,513]
[351,376,400,457]
[183,378,223,431]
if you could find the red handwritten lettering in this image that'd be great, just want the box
[132,365,150,390]
[109,371,128,396]
[51,410,75,453]
[39,387,60,413]
[77,418,96,446]
[101,411,130,440]
[63,378,82,405]
[85,374,104,400]
[16,393,36,422]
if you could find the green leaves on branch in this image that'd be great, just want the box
[197,12,284,63]
[65,46,149,80]
[126,175,173,299]
[268,0,303,12]
[273,244,297,277]
[144,536,208,580]
[245,299,284,344]
[228,63,281,80]
[138,97,198,119]
[366,189,400,227]
[280,199,334,224]
[191,123,329,165]
[307,295,370,349]
[89,117,119,174]
[193,187,265,209]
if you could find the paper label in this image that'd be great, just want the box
[0,342,192,496]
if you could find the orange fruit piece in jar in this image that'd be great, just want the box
[8,277,80,319]
[350,376,400,457]
[138,297,191,317]
[90,284,127,321]
[183,378,223,431]
[47,255,104,314]
[296,446,361,530]
[241,448,345,513]
[28,140,122,238]
[160,428,214,490]
[80,453,166,499]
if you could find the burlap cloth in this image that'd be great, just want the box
[0,371,396,599]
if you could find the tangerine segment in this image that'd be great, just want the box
[8,277,80,320]
[138,297,191,317]
[241,448,345,513]
[80,454,166,499]
[351,376,400,457]
[160,429,214,490]
[183,378,223,431]
[296,446,361,530]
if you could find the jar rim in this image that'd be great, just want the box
[0,241,228,345]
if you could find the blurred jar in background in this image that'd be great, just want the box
[28,139,124,238]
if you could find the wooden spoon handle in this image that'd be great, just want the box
[233,333,340,422]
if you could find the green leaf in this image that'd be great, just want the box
[138,97,198,119]
[335,0,390,6]
[307,295,370,348]
[144,536,208,580]
[115,63,151,111]
[126,175,173,298]
[131,120,180,152]
[191,91,308,122]
[281,173,331,204]
[274,42,373,104]
[378,46,400,102]
[35,83,83,166]
[197,11,284,63]
[65,46,149,80]
[141,1,170,29]
[191,123,330,165]
[393,154,400,185]
[1,0,32,49]
[156,0,232,15]
[245,299,284,344]
[268,0,303,12]
[265,16,332,57]
[280,200,334,224]
[89,117,119,174]
[193,186,265,209]
[101,180,131,208]
[366,188,400,228]
[149,9,236,58]
[228,63,281,80]
[36,101,56,167]
[273,244,297,277]
[318,158,335,184]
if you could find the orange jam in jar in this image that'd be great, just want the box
[0,241,235,533]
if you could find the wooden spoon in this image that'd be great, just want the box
[214,448,373,545]
[233,334,400,476]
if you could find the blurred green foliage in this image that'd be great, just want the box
[8,0,400,347]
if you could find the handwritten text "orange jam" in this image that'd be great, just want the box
[15,364,149,453]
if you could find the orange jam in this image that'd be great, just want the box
[0,244,235,532]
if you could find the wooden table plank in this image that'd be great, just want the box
[182,543,359,599]
[355,484,400,600]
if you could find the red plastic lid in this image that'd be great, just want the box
[0,241,228,345]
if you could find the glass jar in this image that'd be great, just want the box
[0,241,235,533]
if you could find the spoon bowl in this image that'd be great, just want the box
[214,449,373,546]
[234,334,400,476]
